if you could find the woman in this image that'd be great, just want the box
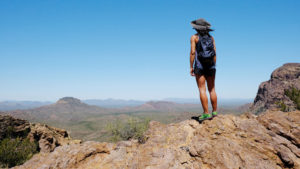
[190,18,218,122]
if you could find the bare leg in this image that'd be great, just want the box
[195,74,209,114]
[206,75,217,112]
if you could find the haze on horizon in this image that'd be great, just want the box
[0,0,299,101]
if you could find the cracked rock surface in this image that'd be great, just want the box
[15,110,300,169]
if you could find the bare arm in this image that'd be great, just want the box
[190,35,196,76]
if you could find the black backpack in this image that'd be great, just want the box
[196,34,216,68]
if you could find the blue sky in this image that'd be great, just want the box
[0,0,299,101]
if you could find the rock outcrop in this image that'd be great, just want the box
[0,114,30,140]
[27,123,80,152]
[251,63,300,114]
[15,110,300,169]
[0,115,77,153]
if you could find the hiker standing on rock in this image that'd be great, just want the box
[190,18,218,122]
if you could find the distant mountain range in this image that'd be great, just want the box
[0,97,252,111]
[1,96,251,124]
[0,96,251,141]
[83,99,145,108]
[0,101,52,111]
[163,98,252,106]
[2,97,109,122]
[1,97,198,121]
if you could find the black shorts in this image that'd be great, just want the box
[194,67,216,77]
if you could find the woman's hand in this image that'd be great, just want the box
[190,67,195,76]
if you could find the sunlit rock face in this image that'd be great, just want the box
[251,63,300,114]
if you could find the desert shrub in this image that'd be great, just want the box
[275,101,289,112]
[284,87,300,110]
[106,117,150,143]
[106,119,124,142]
[5,126,14,138]
[0,137,38,168]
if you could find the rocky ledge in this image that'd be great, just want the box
[15,110,300,169]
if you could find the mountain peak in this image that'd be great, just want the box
[56,97,83,105]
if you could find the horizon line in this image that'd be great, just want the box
[0,97,254,102]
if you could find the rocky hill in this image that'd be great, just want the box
[251,63,300,114]
[3,97,109,122]
[11,110,299,169]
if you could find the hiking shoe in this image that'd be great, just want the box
[198,113,213,122]
[212,111,218,117]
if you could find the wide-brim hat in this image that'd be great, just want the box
[191,18,212,31]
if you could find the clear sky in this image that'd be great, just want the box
[0,0,299,101]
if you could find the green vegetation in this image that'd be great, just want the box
[0,135,38,168]
[285,87,300,110]
[276,101,288,112]
[276,87,300,111]
[106,117,150,143]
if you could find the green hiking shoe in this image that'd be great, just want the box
[212,111,218,117]
[198,113,213,122]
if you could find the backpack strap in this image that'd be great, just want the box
[197,34,204,53]
[198,34,202,42]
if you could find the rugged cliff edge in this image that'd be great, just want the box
[13,110,300,169]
